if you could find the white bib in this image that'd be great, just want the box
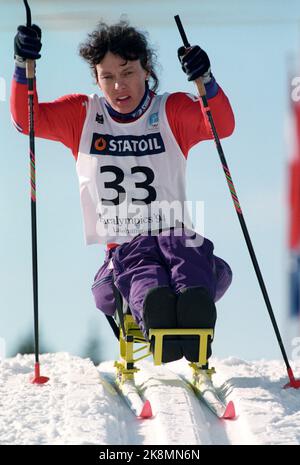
[76,93,192,245]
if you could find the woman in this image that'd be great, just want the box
[11,20,235,362]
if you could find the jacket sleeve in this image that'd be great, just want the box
[10,66,88,159]
[165,87,235,158]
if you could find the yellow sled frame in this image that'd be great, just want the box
[115,314,215,383]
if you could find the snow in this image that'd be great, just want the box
[0,352,300,445]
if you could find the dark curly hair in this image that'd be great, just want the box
[79,20,159,92]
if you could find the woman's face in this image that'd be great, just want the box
[96,52,149,114]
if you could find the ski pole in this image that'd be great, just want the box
[23,0,49,384]
[174,14,300,389]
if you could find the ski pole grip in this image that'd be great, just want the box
[174,15,190,47]
[26,60,35,79]
[24,0,32,27]
[174,15,207,97]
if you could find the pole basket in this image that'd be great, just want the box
[283,368,300,389]
[30,362,49,384]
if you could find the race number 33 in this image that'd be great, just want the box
[100,165,157,205]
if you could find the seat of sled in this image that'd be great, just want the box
[106,285,213,367]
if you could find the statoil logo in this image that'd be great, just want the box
[94,137,107,151]
[90,133,165,157]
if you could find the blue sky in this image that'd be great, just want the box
[1,0,300,362]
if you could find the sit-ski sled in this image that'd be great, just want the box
[105,285,236,421]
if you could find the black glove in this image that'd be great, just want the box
[14,24,42,60]
[178,45,211,82]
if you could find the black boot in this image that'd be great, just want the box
[142,286,183,363]
[176,287,217,362]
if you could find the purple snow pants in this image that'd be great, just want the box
[92,228,232,334]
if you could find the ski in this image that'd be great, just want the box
[100,372,153,419]
[116,378,153,419]
[189,370,236,420]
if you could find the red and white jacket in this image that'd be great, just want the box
[11,71,234,244]
[10,77,234,160]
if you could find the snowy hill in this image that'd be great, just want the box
[0,353,299,445]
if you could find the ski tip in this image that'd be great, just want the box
[139,400,153,419]
[222,400,236,420]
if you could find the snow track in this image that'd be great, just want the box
[1,353,300,445]
[99,359,253,445]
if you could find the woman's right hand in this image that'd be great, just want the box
[14,24,42,61]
